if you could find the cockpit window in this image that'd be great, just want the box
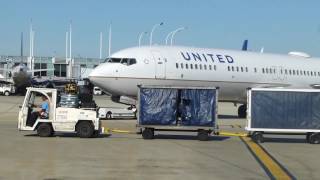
[104,58,137,66]
[104,58,122,63]
[121,58,137,65]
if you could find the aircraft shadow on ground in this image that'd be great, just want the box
[262,137,308,144]
[153,134,230,141]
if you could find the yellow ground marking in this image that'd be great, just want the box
[241,137,292,180]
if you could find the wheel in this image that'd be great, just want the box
[306,132,312,143]
[92,130,100,138]
[238,104,247,118]
[309,133,320,144]
[37,123,53,137]
[76,121,94,138]
[4,91,10,96]
[251,132,264,143]
[142,128,154,139]
[106,112,112,120]
[198,130,209,141]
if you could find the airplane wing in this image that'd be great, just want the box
[27,68,55,73]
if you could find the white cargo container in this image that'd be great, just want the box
[246,88,320,144]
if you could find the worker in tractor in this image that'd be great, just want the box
[28,95,49,126]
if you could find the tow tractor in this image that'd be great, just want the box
[18,87,101,138]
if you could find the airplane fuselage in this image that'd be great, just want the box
[89,46,320,103]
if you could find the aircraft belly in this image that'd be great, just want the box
[110,77,258,103]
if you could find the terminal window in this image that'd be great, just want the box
[54,64,66,77]
[34,63,47,77]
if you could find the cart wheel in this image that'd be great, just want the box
[4,91,10,96]
[142,128,154,139]
[76,121,94,138]
[306,132,312,143]
[251,132,264,143]
[37,123,53,137]
[309,133,320,144]
[198,130,209,141]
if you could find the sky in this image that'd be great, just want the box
[0,0,319,58]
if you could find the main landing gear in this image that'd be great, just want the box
[238,104,247,118]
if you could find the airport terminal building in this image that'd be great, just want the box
[0,55,103,81]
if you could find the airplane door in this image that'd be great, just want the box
[152,51,166,79]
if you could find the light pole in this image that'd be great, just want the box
[149,22,164,46]
[170,27,186,46]
[138,31,148,47]
[165,31,174,45]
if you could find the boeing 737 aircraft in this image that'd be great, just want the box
[89,45,320,117]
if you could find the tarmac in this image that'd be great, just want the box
[0,95,319,179]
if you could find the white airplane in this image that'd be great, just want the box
[89,45,320,117]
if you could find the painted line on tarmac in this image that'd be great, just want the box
[240,137,295,180]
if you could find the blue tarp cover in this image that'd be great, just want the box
[139,88,178,125]
[251,91,320,129]
[139,87,216,127]
[180,89,216,126]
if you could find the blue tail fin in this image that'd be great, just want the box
[242,39,248,51]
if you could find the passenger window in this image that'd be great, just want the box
[293,70,295,75]
[176,63,179,69]
[311,71,313,76]
[231,66,234,71]
[204,65,207,70]
[180,63,184,69]
[285,69,288,75]
[297,70,299,75]
[209,65,212,70]
[262,68,265,73]
[280,69,283,74]
[289,70,291,75]
[190,64,193,69]
[266,68,269,74]
[214,65,217,70]
[228,66,230,71]
[246,67,248,72]
[241,67,243,72]
[195,64,198,69]
[254,68,257,73]
[199,64,202,70]
[186,64,189,69]
[236,67,239,72]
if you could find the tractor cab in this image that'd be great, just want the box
[18,88,56,131]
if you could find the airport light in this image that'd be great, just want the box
[138,31,148,47]
[170,27,187,46]
[149,22,164,46]
[165,31,174,45]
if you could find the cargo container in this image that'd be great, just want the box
[137,86,218,141]
[246,88,320,144]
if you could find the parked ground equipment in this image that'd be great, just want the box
[246,88,320,144]
[137,86,218,141]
